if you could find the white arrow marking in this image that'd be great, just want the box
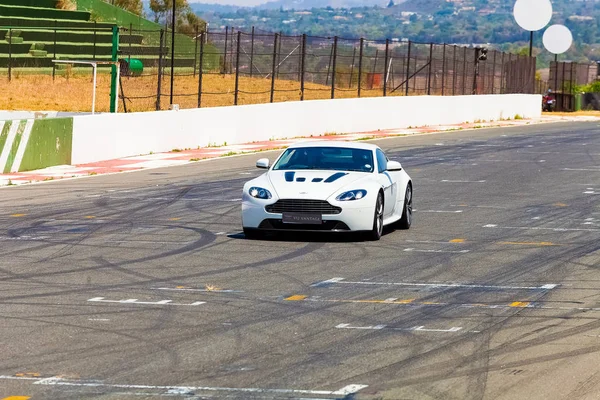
[0,375,368,397]
[88,297,204,306]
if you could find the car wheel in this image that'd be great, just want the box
[397,184,412,230]
[243,228,264,240]
[367,192,384,241]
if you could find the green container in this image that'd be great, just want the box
[122,58,143,76]
[574,93,582,111]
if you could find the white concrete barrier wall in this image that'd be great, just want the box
[71,94,541,165]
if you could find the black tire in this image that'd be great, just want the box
[397,183,413,230]
[243,228,264,240]
[367,192,384,241]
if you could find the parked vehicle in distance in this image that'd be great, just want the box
[241,141,413,240]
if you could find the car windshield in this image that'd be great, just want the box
[272,146,374,172]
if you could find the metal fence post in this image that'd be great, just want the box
[358,38,364,97]
[452,45,456,95]
[270,33,278,103]
[250,26,255,78]
[198,32,204,108]
[156,29,164,111]
[223,26,228,74]
[405,41,411,96]
[234,31,241,105]
[331,36,338,99]
[427,43,433,95]
[300,34,306,101]
[8,28,12,82]
[193,25,198,77]
[383,39,389,96]
[441,44,446,95]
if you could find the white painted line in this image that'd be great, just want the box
[154,287,243,293]
[88,297,205,306]
[417,210,464,213]
[10,119,34,173]
[0,375,367,397]
[406,240,465,244]
[336,323,465,333]
[441,180,486,183]
[311,277,345,287]
[0,120,20,171]
[403,248,470,254]
[483,225,600,233]
[88,318,110,321]
[562,168,600,172]
[318,278,558,291]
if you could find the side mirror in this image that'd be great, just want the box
[387,160,402,171]
[256,158,270,169]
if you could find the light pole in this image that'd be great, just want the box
[170,0,176,106]
[513,0,552,57]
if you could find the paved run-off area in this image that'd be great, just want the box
[2,121,600,399]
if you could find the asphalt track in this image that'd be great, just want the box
[2,121,600,400]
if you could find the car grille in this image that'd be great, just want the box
[265,199,342,215]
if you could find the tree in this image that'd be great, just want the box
[114,0,143,16]
[149,0,187,26]
[387,0,395,8]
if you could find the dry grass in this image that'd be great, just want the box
[0,71,393,113]
[56,0,76,10]
[543,110,600,117]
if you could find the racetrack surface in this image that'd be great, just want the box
[2,122,600,400]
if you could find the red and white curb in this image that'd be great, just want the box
[1,115,596,187]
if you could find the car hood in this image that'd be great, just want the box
[267,170,371,200]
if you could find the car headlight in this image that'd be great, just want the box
[336,189,367,201]
[249,186,272,199]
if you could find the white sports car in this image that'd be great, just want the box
[241,141,412,240]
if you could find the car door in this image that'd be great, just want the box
[376,149,397,217]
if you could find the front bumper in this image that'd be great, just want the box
[242,196,375,232]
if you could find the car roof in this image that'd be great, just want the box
[286,141,380,151]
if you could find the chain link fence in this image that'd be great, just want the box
[116,27,538,112]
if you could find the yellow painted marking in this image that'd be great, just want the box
[175,286,188,289]
[499,241,558,246]
[510,301,530,308]
[553,202,568,207]
[397,299,415,304]
[14,373,39,378]
[205,284,221,291]
[10,214,26,217]
[2,396,31,400]
[422,301,441,305]
[285,295,307,301]
[84,216,95,219]
[169,217,181,221]
[449,238,465,243]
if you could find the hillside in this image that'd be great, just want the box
[192,0,600,66]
